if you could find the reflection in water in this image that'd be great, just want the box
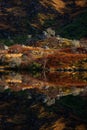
[0,70,87,130]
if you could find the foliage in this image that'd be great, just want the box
[0,0,87,40]
[0,35,28,46]
[58,10,87,39]
[0,44,87,70]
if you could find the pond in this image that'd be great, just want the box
[0,70,87,130]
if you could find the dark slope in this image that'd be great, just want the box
[0,0,87,39]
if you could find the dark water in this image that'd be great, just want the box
[0,70,87,130]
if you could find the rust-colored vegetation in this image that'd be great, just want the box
[0,71,87,92]
[0,43,87,70]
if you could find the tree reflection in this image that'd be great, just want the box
[0,70,87,130]
[0,88,87,130]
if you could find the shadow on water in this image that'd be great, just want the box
[0,70,87,130]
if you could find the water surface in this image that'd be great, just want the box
[0,70,87,130]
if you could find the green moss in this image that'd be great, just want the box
[29,62,42,70]
[0,35,28,46]
[58,10,87,39]
[13,35,28,44]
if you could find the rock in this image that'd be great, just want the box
[27,95,32,99]
[47,98,55,106]
[4,45,8,50]
[72,40,81,47]
[43,28,56,38]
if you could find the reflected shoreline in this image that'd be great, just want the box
[0,70,87,97]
